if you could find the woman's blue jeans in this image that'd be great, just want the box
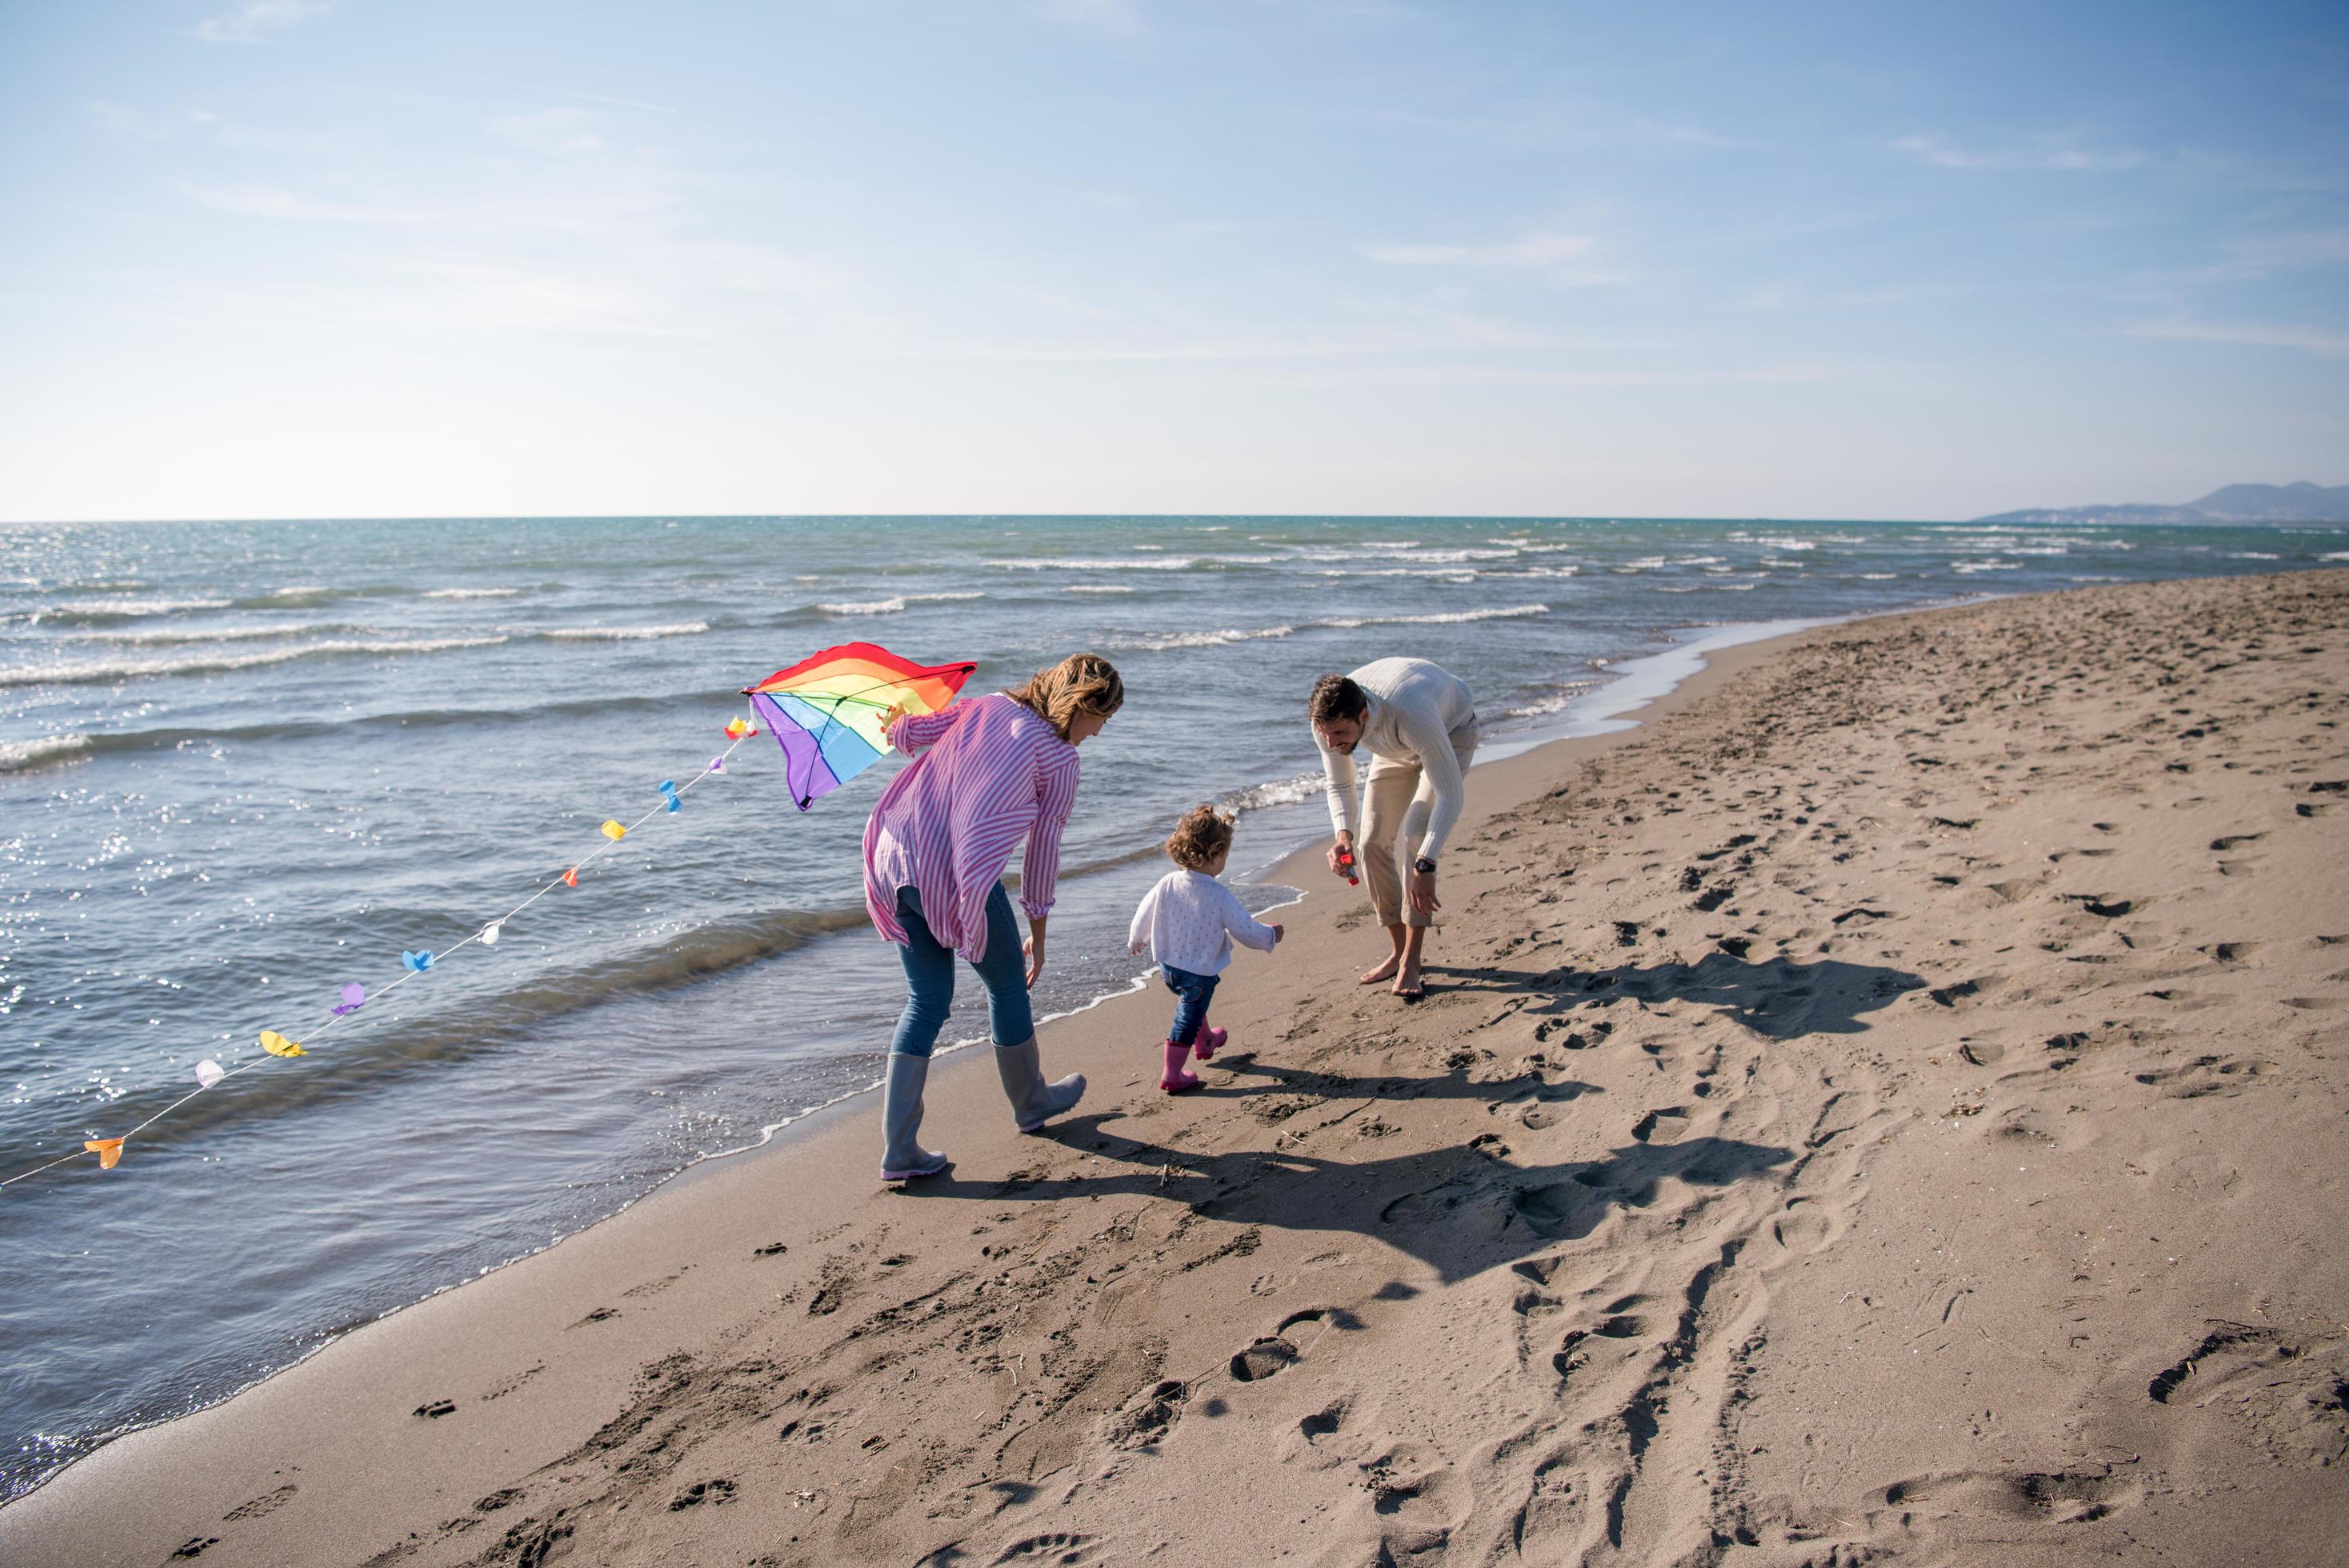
[1159,962,1220,1046]
[889,882,1033,1058]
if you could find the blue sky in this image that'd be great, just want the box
[1,0,2343,521]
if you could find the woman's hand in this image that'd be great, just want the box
[1024,918,1047,988]
[878,702,908,742]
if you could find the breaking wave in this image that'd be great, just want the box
[1317,602,1550,630]
[0,637,512,687]
[37,597,233,623]
[540,622,710,641]
[0,734,93,774]
[986,556,1198,571]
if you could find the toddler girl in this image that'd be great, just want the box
[1128,805,1283,1092]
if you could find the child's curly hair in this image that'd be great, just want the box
[1164,804,1235,871]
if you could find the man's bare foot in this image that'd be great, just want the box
[1391,964,1424,1000]
[1359,956,1400,985]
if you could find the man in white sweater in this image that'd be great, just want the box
[1309,658,1479,999]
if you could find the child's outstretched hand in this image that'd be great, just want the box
[1270,923,1285,945]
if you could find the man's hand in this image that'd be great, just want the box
[1024,919,1047,988]
[1407,867,1440,919]
[1327,831,1358,881]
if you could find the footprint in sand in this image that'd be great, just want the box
[1927,974,2004,1008]
[2147,1322,2279,1404]
[1552,1303,1652,1380]
[2134,1055,2272,1097]
[1959,1033,2011,1066]
[667,1478,736,1510]
[1107,1379,1192,1449]
[1299,1397,1352,1444]
[1230,1307,1338,1382]
[990,1531,1104,1564]
[1773,1197,1835,1254]
[1511,1254,1584,1290]
[1883,1466,2139,1526]
[1631,1107,1691,1144]
[1511,1182,1603,1241]
[1592,1295,1651,1338]
[222,1484,296,1522]
[1355,1439,1469,1530]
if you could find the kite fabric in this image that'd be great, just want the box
[743,642,978,810]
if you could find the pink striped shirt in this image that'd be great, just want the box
[862,693,1082,962]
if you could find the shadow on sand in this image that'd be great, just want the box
[1421,947,1926,1038]
[905,1054,1791,1286]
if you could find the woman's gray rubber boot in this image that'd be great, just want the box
[994,1037,1085,1132]
[880,1053,949,1181]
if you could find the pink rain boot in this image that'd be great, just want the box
[1192,1018,1227,1062]
[1160,1041,1202,1093]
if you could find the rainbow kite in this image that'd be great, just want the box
[743,642,978,810]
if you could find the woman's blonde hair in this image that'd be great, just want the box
[1165,804,1235,871]
[1005,652,1124,742]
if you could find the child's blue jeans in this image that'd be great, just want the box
[1159,962,1219,1046]
[889,883,1032,1058]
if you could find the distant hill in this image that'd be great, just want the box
[1976,481,2349,525]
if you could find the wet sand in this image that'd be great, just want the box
[6,570,2347,1567]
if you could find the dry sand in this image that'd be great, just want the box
[6,570,2347,1567]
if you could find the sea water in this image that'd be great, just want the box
[2,513,2341,1494]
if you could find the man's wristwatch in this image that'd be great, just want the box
[1413,856,1438,875]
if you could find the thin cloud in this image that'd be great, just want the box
[2127,318,2349,358]
[494,109,606,155]
[1044,0,1146,34]
[177,182,442,223]
[1363,233,1595,267]
[1892,134,2145,173]
[1360,232,1635,287]
[2187,229,2349,281]
[88,101,220,141]
[542,89,680,116]
[194,0,334,44]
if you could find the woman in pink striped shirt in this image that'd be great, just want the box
[863,653,1124,1181]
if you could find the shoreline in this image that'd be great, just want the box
[0,602,1811,1532]
[0,602,1820,1511]
[7,569,2345,1566]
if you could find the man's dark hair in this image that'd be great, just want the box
[1309,673,1367,726]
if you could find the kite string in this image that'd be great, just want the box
[0,718,764,1191]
